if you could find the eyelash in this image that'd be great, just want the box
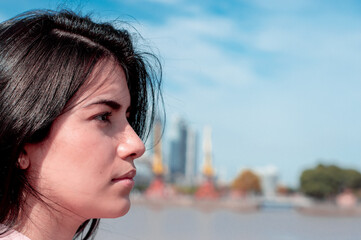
[95,112,112,123]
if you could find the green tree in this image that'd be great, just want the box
[342,169,361,189]
[300,164,361,199]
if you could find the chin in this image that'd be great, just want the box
[104,197,131,218]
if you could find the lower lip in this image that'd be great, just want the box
[112,178,135,188]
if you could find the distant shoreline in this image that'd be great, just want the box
[296,204,361,217]
[131,195,260,212]
[131,195,361,217]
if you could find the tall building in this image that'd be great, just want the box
[195,126,219,199]
[256,166,279,197]
[168,115,198,185]
[185,126,198,185]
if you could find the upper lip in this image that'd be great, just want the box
[112,169,136,181]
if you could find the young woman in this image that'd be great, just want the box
[0,9,161,240]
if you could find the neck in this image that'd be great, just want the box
[17,195,86,240]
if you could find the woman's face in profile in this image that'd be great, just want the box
[24,59,145,221]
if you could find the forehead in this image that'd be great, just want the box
[70,58,129,107]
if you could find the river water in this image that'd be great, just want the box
[96,204,361,240]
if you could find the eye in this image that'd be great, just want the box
[94,112,112,123]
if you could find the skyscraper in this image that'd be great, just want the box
[256,166,279,197]
[168,115,198,185]
[185,126,198,185]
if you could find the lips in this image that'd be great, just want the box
[112,169,136,182]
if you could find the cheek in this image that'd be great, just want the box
[27,128,117,200]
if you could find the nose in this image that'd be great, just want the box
[117,124,145,161]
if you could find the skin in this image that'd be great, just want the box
[20,58,145,240]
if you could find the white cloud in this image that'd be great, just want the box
[141,15,260,91]
[248,20,361,61]
[244,0,315,11]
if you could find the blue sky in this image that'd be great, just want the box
[1,0,361,187]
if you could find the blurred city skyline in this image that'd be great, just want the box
[1,0,361,187]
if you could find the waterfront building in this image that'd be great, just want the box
[185,126,198,185]
[134,154,153,187]
[195,126,219,199]
[145,119,167,198]
[168,115,198,185]
[256,166,279,197]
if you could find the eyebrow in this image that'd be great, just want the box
[84,99,121,110]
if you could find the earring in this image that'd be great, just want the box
[18,153,29,170]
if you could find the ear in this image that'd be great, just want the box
[18,150,30,170]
